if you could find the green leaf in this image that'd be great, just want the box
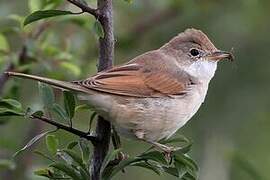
[0,159,16,170]
[75,104,93,112]
[50,162,81,180]
[174,160,188,178]
[89,111,97,130]
[63,91,76,120]
[131,161,162,176]
[32,110,44,118]
[46,135,59,155]
[103,157,144,180]
[34,168,53,178]
[0,99,23,116]
[139,151,168,165]
[0,108,24,116]
[60,62,81,76]
[24,10,74,26]
[25,107,44,118]
[34,150,56,162]
[28,0,45,13]
[38,82,55,108]
[101,148,122,174]
[160,135,190,145]
[52,103,68,121]
[173,153,198,179]
[79,139,90,163]
[78,166,90,180]
[63,149,86,170]
[93,20,104,38]
[0,33,9,51]
[0,99,22,111]
[67,141,78,149]
[8,14,24,25]
[163,167,179,177]
[57,151,73,165]
[13,130,56,157]
[44,0,63,9]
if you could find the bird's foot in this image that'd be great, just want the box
[147,141,182,163]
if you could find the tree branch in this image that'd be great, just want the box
[30,115,99,145]
[66,0,99,18]
[90,0,114,179]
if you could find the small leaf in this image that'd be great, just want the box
[101,148,122,174]
[57,151,73,165]
[89,112,97,130]
[0,99,24,116]
[63,91,76,120]
[78,166,90,180]
[34,150,55,162]
[0,108,24,116]
[67,141,78,149]
[0,33,9,51]
[174,160,188,178]
[24,107,44,118]
[34,168,53,178]
[103,157,143,180]
[75,104,93,112]
[0,159,16,170]
[8,14,24,25]
[50,162,81,180]
[163,167,179,177]
[13,130,56,157]
[32,110,44,118]
[0,99,22,111]
[160,135,190,145]
[79,139,90,163]
[46,135,59,155]
[139,151,168,165]
[52,103,68,121]
[63,149,86,170]
[131,161,162,176]
[60,62,81,76]
[38,82,55,108]
[93,20,104,38]
[28,0,45,13]
[24,10,74,26]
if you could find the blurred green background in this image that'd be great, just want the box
[0,0,270,179]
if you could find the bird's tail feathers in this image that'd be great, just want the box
[5,72,91,94]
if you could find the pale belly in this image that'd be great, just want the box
[79,85,207,142]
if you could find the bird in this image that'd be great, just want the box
[6,28,234,153]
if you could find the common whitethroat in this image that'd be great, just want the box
[6,28,234,152]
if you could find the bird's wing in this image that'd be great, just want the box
[74,52,193,97]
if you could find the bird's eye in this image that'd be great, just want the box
[190,48,200,57]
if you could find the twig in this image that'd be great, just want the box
[0,63,14,95]
[66,0,99,18]
[31,115,99,145]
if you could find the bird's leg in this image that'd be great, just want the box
[146,141,183,161]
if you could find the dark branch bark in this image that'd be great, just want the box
[90,0,114,179]
[66,0,99,18]
[31,115,99,145]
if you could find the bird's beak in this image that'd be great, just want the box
[205,50,234,62]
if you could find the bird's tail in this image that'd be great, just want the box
[5,72,91,94]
